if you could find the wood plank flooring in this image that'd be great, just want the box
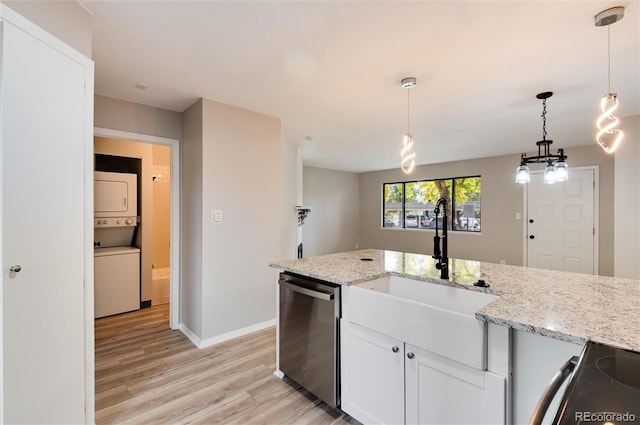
[95,304,358,424]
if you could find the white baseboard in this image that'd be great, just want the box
[178,323,202,347]
[179,319,276,349]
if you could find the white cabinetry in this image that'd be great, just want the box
[405,344,505,425]
[343,322,405,424]
[342,282,506,425]
[342,322,506,425]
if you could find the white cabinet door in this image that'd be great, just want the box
[405,345,506,425]
[343,323,405,425]
[1,8,93,424]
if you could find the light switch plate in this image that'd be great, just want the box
[211,210,223,223]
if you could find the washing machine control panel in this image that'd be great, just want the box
[94,217,138,227]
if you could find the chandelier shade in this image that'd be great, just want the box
[515,92,568,185]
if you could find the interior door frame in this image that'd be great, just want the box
[94,127,181,330]
[522,165,599,274]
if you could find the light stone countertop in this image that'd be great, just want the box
[270,249,640,353]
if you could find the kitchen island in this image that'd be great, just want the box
[270,249,640,424]
[271,248,640,351]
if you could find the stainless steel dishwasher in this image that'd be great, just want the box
[278,272,341,408]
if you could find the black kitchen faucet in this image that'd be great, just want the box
[432,197,449,280]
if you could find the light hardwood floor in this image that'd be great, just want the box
[95,304,358,424]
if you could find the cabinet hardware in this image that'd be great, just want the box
[407,352,415,359]
[392,346,399,353]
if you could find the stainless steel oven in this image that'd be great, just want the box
[278,272,341,408]
[530,341,640,425]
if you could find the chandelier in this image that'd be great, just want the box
[515,92,568,184]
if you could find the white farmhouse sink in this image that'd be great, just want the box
[357,275,497,315]
[349,276,499,369]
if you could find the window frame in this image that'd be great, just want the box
[382,175,481,233]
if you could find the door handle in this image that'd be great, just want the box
[9,265,22,273]
[529,356,579,425]
[278,280,334,301]
[529,235,535,239]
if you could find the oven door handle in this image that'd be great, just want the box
[279,280,334,301]
[529,356,580,425]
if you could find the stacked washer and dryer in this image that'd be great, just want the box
[94,171,141,319]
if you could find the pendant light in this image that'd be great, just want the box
[595,7,624,154]
[400,77,417,174]
[515,92,568,184]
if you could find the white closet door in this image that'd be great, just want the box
[1,13,91,424]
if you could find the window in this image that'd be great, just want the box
[382,176,481,232]
[383,183,403,228]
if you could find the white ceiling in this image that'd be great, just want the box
[82,1,639,173]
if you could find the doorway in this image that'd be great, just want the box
[94,127,180,328]
[151,145,171,307]
[524,167,598,274]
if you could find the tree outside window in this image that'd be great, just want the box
[382,176,480,232]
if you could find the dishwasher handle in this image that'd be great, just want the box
[279,280,335,301]
[528,356,579,425]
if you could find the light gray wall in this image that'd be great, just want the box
[614,115,640,279]
[181,100,204,335]
[95,95,182,140]
[359,153,524,265]
[2,0,92,57]
[303,166,360,257]
[181,98,289,341]
[357,145,615,275]
[281,134,299,260]
[200,98,283,339]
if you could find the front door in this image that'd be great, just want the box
[2,14,90,423]
[526,168,596,274]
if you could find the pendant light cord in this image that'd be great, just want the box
[407,88,411,134]
[541,98,547,141]
[607,25,611,93]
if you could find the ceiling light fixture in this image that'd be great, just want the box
[594,6,624,154]
[400,77,417,174]
[515,92,568,184]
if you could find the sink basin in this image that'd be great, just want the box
[356,275,497,315]
[349,275,498,369]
